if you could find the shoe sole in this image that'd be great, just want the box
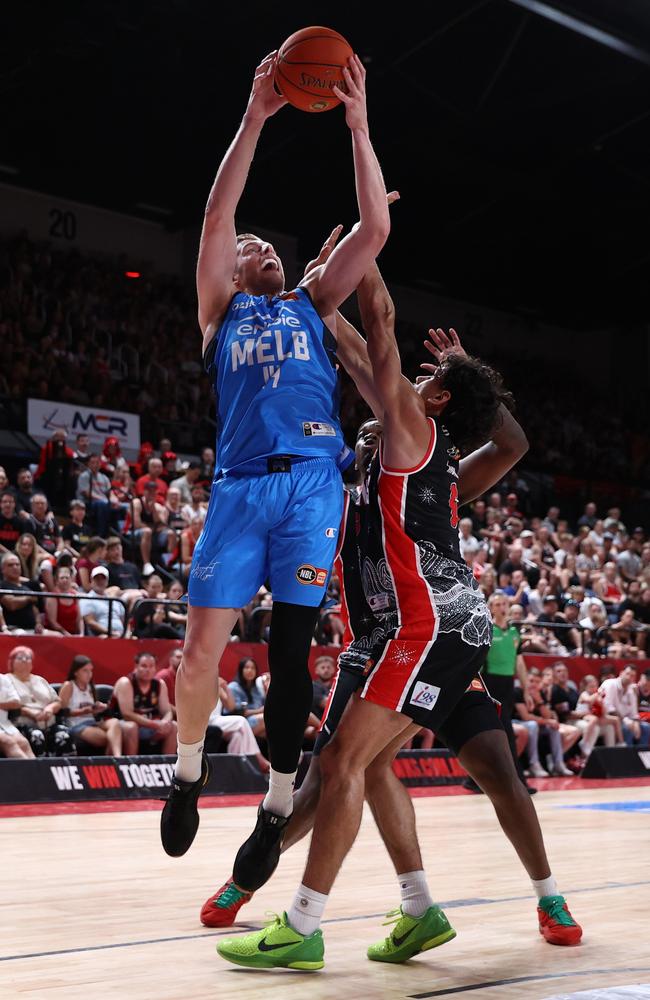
[200,908,243,928]
[200,896,251,928]
[539,926,582,946]
[368,926,456,963]
[216,947,323,971]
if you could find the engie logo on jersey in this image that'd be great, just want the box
[296,564,328,586]
[409,682,441,711]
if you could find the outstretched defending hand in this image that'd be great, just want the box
[333,54,368,131]
[305,192,399,278]
[303,225,344,278]
[420,328,467,375]
[246,51,288,123]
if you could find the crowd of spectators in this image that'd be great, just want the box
[458,488,650,660]
[2,232,650,483]
[0,432,215,641]
[508,661,650,779]
[0,424,649,656]
[1,231,650,769]
[0,645,331,767]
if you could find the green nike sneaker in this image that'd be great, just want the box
[216,912,324,971]
[367,905,456,963]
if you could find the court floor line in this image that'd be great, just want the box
[409,967,650,997]
[2,877,649,964]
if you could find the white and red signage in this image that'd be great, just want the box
[28,398,141,455]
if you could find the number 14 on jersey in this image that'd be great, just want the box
[263,365,281,388]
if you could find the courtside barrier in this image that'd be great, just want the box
[581,746,650,779]
[0,634,647,688]
[0,749,468,805]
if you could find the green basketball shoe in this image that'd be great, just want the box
[217,911,324,971]
[367,905,456,963]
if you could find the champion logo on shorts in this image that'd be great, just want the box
[295,564,327,586]
[302,421,336,437]
[409,681,441,711]
[325,527,337,538]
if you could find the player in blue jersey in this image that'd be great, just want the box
[160,49,390,867]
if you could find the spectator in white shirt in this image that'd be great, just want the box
[579,601,607,631]
[600,666,650,747]
[579,593,605,620]
[525,578,550,618]
[170,462,201,505]
[80,566,126,637]
[206,676,269,774]
[576,539,599,572]
[617,540,642,582]
[458,518,481,563]
[554,532,575,568]
[588,520,607,549]
[0,670,35,758]
[76,454,116,537]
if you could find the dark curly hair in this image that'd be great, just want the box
[438,354,514,455]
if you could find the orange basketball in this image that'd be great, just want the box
[275,26,354,113]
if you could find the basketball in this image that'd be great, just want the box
[275,26,354,113]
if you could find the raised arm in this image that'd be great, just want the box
[419,329,528,504]
[197,52,287,338]
[457,405,528,505]
[302,198,398,419]
[302,56,390,325]
[334,311,383,419]
[361,263,430,467]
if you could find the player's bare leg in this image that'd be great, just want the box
[283,722,420,863]
[175,606,239,749]
[301,695,413,895]
[364,724,423,874]
[458,729,551,879]
[459,729,582,944]
[281,756,323,851]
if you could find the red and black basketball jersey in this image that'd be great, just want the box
[332,487,384,673]
[363,416,491,649]
[128,672,161,720]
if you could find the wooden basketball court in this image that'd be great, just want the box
[2,781,649,999]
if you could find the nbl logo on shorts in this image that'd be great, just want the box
[409,682,441,711]
[296,564,328,586]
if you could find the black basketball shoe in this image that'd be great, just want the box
[160,753,211,857]
[232,803,291,892]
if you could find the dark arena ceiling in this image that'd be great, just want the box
[4,0,650,328]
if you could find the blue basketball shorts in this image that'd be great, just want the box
[188,458,343,609]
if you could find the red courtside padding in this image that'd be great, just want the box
[0,636,645,688]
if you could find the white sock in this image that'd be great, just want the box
[174,739,204,782]
[287,883,328,936]
[531,874,558,900]
[263,768,296,818]
[398,870,434,918]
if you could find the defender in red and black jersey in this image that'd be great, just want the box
[358,416,492,729]
[253,273,582,952]
[208,260,581,951]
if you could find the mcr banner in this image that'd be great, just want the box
[27,397,141,454]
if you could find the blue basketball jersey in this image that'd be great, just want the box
[204,287,344,473]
